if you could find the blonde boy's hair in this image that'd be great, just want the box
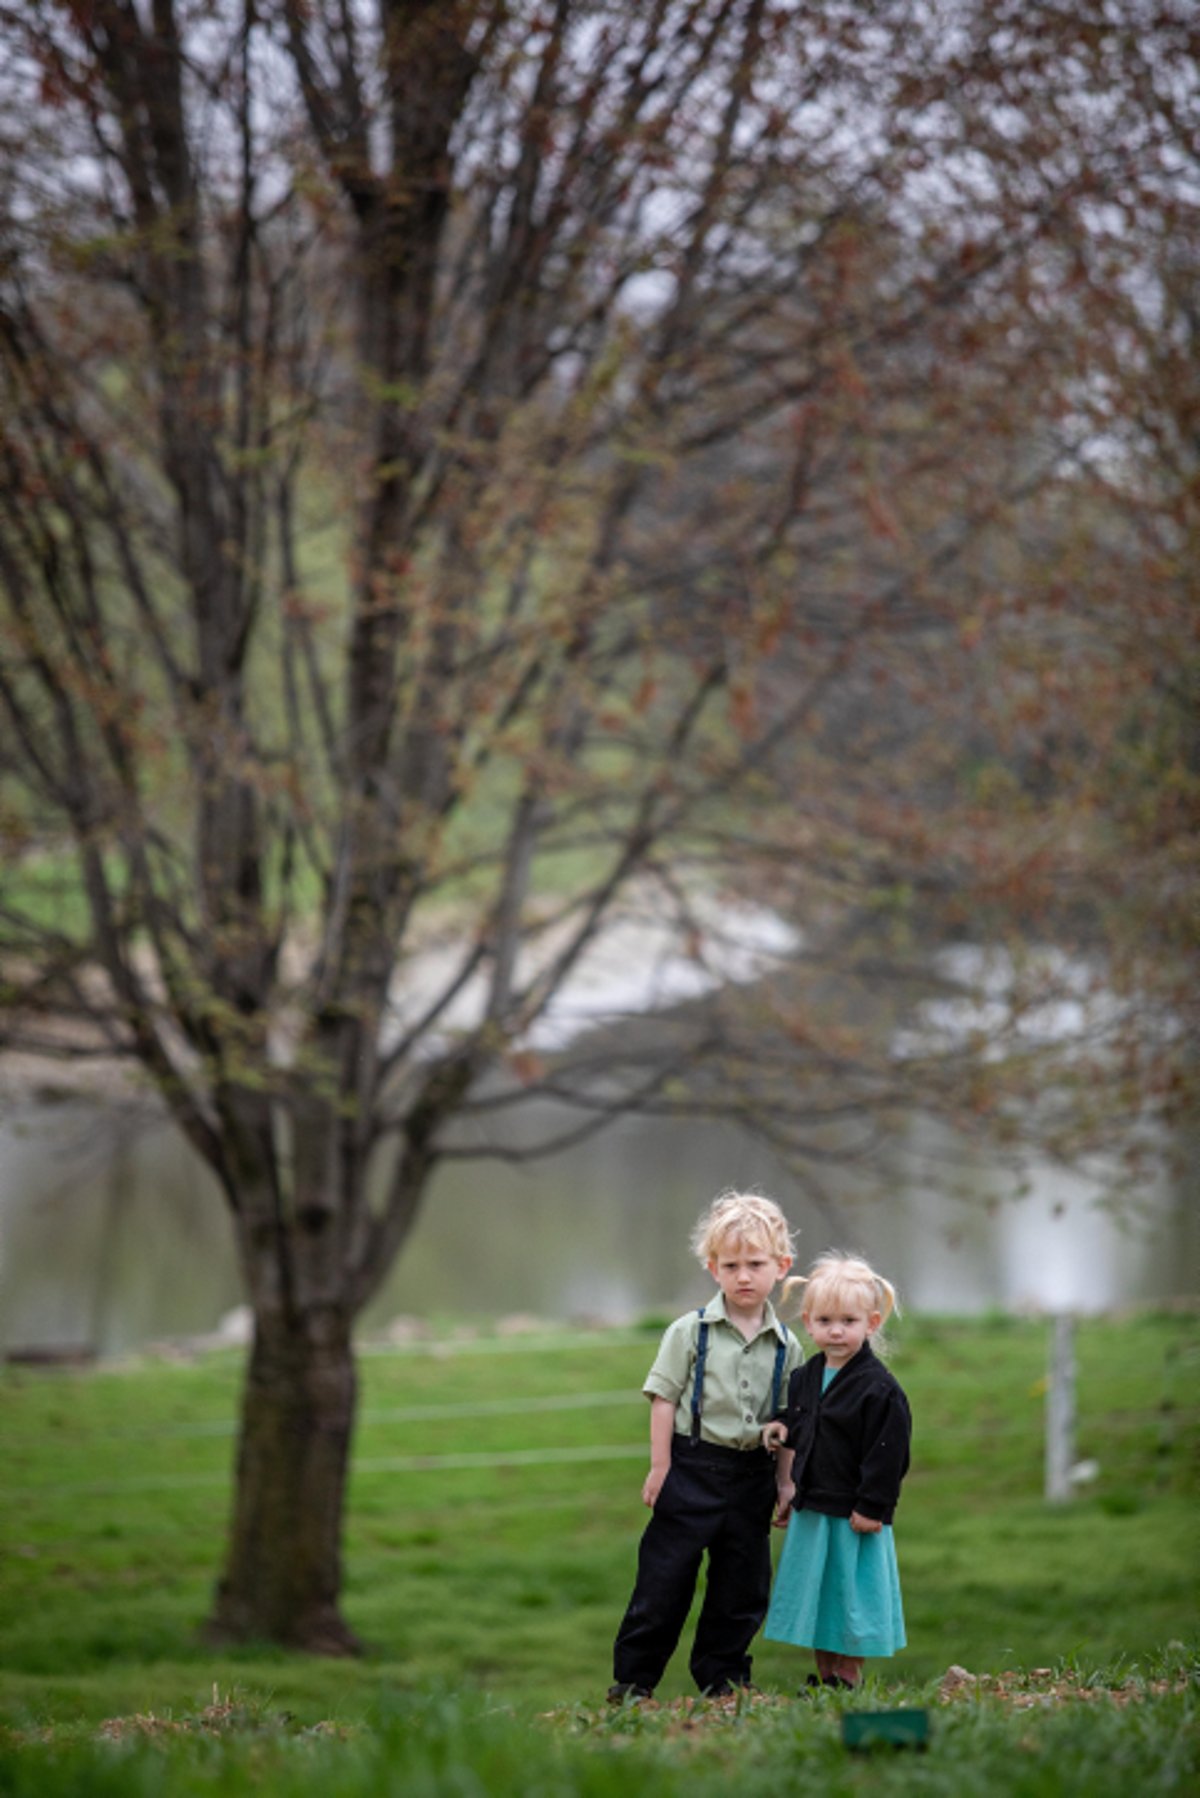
[690,1190,795,1267]
[783,1250,899,1345]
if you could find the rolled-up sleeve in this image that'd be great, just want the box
[642,1313,695,1407]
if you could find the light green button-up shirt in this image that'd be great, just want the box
[642,1292,802,1451]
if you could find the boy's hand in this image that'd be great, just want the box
[642,1466,669,1508]
[762,1420,788,1452]
[773,1480,795,1527]
[850,1510,882,1534]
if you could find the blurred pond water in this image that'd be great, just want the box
[0,1093,1194,1358]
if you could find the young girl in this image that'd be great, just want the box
[762,1251,911,1691]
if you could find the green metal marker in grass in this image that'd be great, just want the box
[842,1708,930,1751]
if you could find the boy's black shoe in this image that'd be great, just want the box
[607,1682,653,1704]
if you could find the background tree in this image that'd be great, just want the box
[0,0,1193,1650]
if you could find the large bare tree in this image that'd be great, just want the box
[0,0,1193,1649]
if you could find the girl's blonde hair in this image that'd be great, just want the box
[783,1250,899,1348]
[690,1189,795,1267]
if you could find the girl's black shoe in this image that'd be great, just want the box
[800,1672,856,1695]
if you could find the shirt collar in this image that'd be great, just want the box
[700,1290,790,1342]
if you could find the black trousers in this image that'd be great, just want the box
[612,1435,777,1694]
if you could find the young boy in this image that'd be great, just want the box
[609,1190,800,1701]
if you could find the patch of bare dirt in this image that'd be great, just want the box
[937,1664,1190,1710]
[95,1687,352,1742]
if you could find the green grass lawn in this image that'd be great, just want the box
[1,1310,1197,1792]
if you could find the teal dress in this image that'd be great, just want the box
[764,1366,906,1657]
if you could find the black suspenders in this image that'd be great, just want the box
[689,1309,789,1447]
[689,1311,710,1445]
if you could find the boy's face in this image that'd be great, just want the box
[706,1236,792,1318]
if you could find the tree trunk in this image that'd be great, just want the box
[205,1304,360,1654]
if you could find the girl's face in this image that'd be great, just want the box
[803,1289,882,1367]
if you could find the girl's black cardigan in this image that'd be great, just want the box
[779,1341,911,1525]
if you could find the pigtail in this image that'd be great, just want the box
[779,1272,810,1318]
[874,1271,899,1326]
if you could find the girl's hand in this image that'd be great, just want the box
[642,1466,669,1508]
[762,1420,788,1452]
[773,1480,796,1527]
[849,1510,881,1534]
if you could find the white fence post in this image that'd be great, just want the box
[1045,1313,1076,1503]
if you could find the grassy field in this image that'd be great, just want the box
[1,1309,1197,1792]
